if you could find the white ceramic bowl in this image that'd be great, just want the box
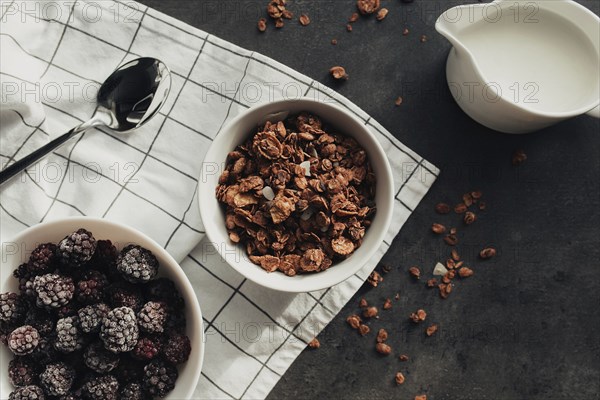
[0,217,204,399]
[198,99,394,292]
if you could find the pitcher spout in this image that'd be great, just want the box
[435,3,486,53]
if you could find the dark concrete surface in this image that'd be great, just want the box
[138,1,600,399]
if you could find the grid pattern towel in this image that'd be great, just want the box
[0,1,439,398]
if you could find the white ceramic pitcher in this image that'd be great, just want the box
[436,0,600,133]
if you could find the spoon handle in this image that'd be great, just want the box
[0,121,92,185]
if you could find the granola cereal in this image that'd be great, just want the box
[375,342,391,355]
[216,113,376,276]
[330,66,349,80]
[395,372,405,384]
[357,0,381,15]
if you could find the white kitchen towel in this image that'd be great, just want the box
[0,0,439,398]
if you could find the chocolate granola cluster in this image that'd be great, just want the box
[216,113,376,276]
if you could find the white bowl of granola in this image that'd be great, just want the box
[198,99,394,292]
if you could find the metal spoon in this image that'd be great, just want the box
[0,57,171,185]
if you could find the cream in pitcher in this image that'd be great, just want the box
[436,0,600,133]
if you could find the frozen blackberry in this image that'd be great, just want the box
[56,229,96,268]
[132,336,161,361]
[163,332,191,365]
[54,316,84,353]
[165,307,187,334]
[40,362,75,396]
[77,303,110,333]
[81,375,119,400]
[83,341,120,373]
[116,245,158,283]
[114,356,145,383]
[27,243,57,275]
[106,282,143,312]
[8,357,38,387]
[13,264,36,298]
[0,292,26,323]
[33,274,74,309]
[27,336,59,366]
[143,359,178,398]
[88,240,119,275]
[8,385,45,400]
[100,306,139,353]
[137,301,167,334]
[8,325,40,355]
[75,270,108,304]
[144,278,184,309]
[24,308,55,336]
[120,382,144,400]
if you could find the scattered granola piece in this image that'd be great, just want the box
[357,0,381,15]
[479,201,487,211]
[394,293,400,300]
[444,234,458,246]
[308,338,320,348]
[408,266,421,279]
[275,17,284,28]
[257,18,267,32]
[363,306,378,318]
[375,342,392,355]
[383,298,392,310]
[358,324,371,336]
[331,38,338,45]
[426,324,438,336]
[464,211,476,225]
[330,66,349,80]
[395,96,403,106]
[512,149,527,165]
[382,264,392,274]
[451,249,460,261]
[480,247,496,259]
[299,14,310,26]
[359,298,368,308]
[376,8,388,21]
[458,267,474,278]
[463,193,473,207]
[415,395,427,400]
[395,372,405,385]
[426,278,438,288]
[349,12,359,22]
[368,271,383,287]
[454,203,467,214]
[431,223,446,234]
[376,328,388,343]
[399,354,409,361]
[347,314,362,329]
[435,203,450,214]
[402,27,409,36]
[438,283,452,299]
[346,24,353,32]
[409,309,426,323]
[420,34,428,42]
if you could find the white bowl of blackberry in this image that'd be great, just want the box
[0,217,204,400]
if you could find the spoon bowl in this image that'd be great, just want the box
[0,57,171,184]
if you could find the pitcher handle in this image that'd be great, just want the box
[586,105,600,119]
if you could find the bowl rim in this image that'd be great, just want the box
[198,98,395,293]
[0,216,204,399]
